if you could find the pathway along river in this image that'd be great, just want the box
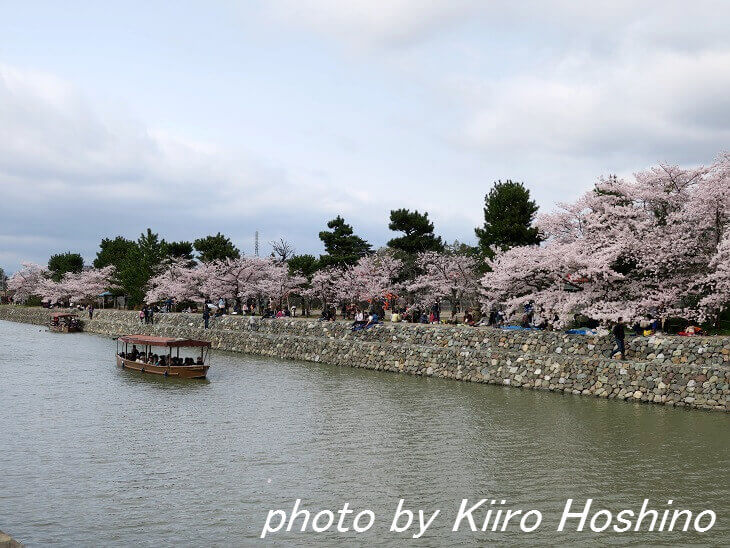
[0,320,728,546]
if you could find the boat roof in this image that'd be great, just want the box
[118,334,211,348]
[51,312,77,318]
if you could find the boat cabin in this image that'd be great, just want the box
[116,335,211,379]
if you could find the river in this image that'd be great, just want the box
[0,320,727,546]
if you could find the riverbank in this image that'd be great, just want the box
[1,305,727,412]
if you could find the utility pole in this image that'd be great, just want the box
[254,231,259,257]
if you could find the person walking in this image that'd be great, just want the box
[203,305,210,329]
[611,317,626,360]
[432,300,441,323]
[88,304,94,320]
[149,306,154,325]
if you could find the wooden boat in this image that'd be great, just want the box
[49,312,83,333]
[116,335,211,379]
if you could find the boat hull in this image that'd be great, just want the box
[116,356,209,379]
[49,325,82,333]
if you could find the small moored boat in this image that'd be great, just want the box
[116,335,211,379]
[49,312,83,333]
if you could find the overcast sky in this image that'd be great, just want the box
[1,1,728,273]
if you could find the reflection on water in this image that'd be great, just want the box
[0,319,728,546]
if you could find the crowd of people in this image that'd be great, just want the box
[149,294,710,363]
[187,295,544,332]
[118,345,204,366]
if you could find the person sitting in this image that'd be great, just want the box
[364,313,379,329]
[196,357,204,365]
[158,356,166,367]
[464,310,476,326]
[419,313,429,324]
[351,309,366,329]
[391,311,400,322]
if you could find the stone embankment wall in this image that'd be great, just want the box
[1,306,728,412]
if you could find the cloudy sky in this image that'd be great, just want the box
[1,1,728,273]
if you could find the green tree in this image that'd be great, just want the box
[92,231,167,307]
[166,241,195,262]
[318,216,372,267]
[94,236,141,305]
[116,245,148,306]
[137,228,167,270]
[93,236,138,269]
[48,252,84,282]
[0,267,7,297]
[475,180,542,257]
[194,233,240,262]
[387,208,443,255]
[288,254,319,279]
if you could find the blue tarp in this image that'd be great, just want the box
[565,328,596,335]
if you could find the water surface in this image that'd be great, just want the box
[0,320,727,546]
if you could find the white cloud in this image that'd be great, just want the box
[264,0,481,48]
[0,63,371,270]
[264,0,730,168]
[460,51,730,172]
[2,2,729,272]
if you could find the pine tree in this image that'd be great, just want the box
[387,209,443,255]
[318,216,372,267]
[475,180,541,257]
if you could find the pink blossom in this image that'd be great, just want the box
[408,251,480,313]
[482,153,730,325]
[7,262,48,303]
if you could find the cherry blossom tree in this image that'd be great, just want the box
[303,267,343,310]
[197,256,306,311]
[259,262,306,308]
[337,251,403,303]
[64,265,116,303]
[408,251,480,315]
[7,262,48,303]
[481,153,730,326]
[145,259,207,304]
[10,263,116,305]
[698,231,730,323]
[37,276,70,305]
